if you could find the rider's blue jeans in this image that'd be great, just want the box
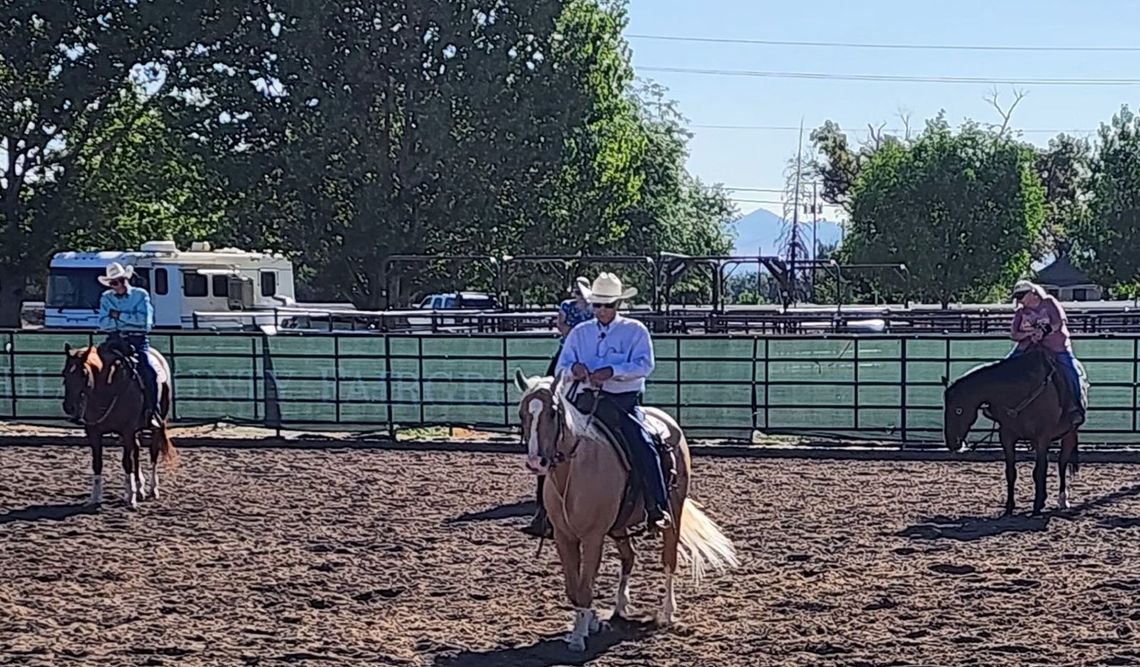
[590,391,669,514]
[1007,346,1083,414]
[113,333,158,412]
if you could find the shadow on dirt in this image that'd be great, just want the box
[431,616,656,667]
[0,502,97,525]
[447,500,535,524]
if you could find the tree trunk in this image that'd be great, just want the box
[0,270,27,329]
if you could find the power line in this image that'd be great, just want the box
[692,124,1097,135]
[627,33,1140,54]
[724,186,788,193]
[640,65,1140,87]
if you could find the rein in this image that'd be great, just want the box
[965,350,1059,450]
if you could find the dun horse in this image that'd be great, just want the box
[62,343,176,509]
[515,371,738,652]
[943,346,1084,516]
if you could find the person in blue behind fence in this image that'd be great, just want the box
[98,262,161,428]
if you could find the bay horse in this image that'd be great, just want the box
[943,345,1085,516]
[61,342,176,509]
[514,370,738,652]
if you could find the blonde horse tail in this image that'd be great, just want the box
[678,498,739,585]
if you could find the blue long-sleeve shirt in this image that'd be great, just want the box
[555,315,655,394]
[98,286,154,333]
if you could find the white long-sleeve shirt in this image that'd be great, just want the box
[555,315,655,394]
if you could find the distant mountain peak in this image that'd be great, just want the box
[731,208,843,256]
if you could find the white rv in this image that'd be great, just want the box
[45,240,297,330]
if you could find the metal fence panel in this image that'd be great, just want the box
[8,330,1140,445]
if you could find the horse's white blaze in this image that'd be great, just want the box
[614,568,631,617]
[88,474,104,505]
[526,398,543,459]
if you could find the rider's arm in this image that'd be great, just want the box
[1044,298,1066,330]
[97,292,117,332]
[610,325,655,381]
[117,290,153,331]
[1010,309,1033,342]
[554,325,583,378]
[555,303,571,338]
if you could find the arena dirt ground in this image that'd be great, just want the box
[4,444,1140,666]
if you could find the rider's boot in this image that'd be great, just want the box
[521,506,552,538]
[646,500,673,535]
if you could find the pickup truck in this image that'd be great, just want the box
[407,291,499,329]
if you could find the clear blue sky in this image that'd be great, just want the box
[625,0,1140,220]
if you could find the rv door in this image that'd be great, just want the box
[150,265,182,327]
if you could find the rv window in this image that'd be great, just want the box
[183,273,208,297]
[212,275,230,297]
[154,269,169,295]
[261,271,277,297]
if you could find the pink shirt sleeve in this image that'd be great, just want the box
[1043,297,1065,329]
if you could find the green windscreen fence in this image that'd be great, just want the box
[10,331,1138,444]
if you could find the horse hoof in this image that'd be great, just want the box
[565,635,586,652]
[589,615,604,635]
[656,613,674,628]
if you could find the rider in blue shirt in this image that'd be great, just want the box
[97,262,160,428]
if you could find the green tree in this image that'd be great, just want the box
[1035,133,1091,256]
[1079,106,1140,294]
[842,117,1045,307]
[201,0,734,308]
[0,1,249,324]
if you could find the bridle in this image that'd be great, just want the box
[520,380,600,472]
[67,353,132,428]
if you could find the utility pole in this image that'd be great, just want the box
[789,119,804,303]
[810,180,819,302]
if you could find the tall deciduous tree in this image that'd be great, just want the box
[1080,106,1140,294]
[841,117,1045,307]
[1035,133,1091,256]
[0,1,250,324]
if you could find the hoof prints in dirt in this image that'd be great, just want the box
[4,449,1140,665]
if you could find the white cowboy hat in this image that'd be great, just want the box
[1011,279,1044,300]
[585,272,637,304]
[98,262,135,287]
[574,276,592,299]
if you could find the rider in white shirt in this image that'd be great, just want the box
[554,272,671,531]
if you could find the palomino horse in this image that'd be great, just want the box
[943,346,1085,516]
[62,343,176,509]
[514,371,738,652]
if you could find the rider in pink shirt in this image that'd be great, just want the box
[1008,280,1084,425]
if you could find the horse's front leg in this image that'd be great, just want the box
[1032,437,1049,516]
[1058,432,1078,510]
[121,430,139,510]
[87,430,104,506]
[554,534,587,651]
[1000,428,1017,516]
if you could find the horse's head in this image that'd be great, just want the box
[942,375,980,453]
[61,343,99,422]
[513,368,560,476]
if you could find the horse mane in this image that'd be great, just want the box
[67,346,103,374]
[558,387,611,444]
[948,347,1048,397]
